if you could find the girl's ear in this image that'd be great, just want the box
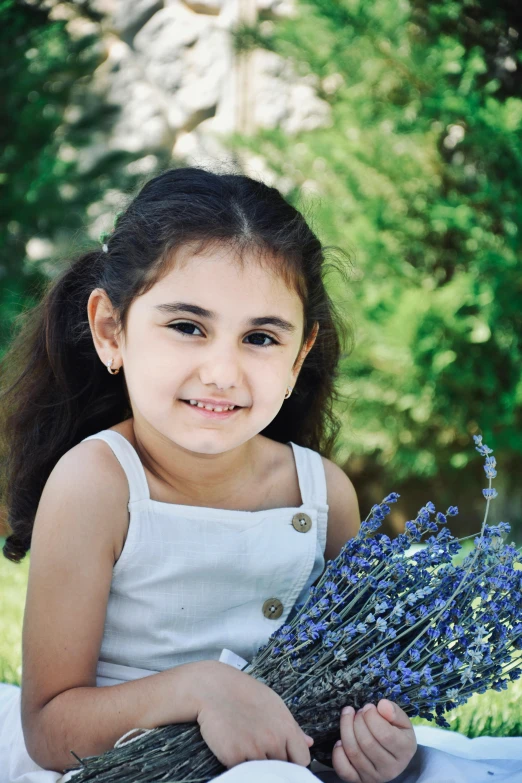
[291,321,319,386]
[87,288,123,370]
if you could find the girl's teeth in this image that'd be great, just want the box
[187,400,234,412]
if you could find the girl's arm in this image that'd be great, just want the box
[29,659,218,772]
[321,457,360,562]
[20,441,212,772]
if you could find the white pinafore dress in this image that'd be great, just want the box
[1,430,522,783]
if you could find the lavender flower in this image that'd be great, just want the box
[247,434,521,755]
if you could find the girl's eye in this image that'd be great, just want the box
[168,322,203,336]
[246,332,278,348]
[167,321,279,348]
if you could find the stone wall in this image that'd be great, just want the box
[53,0,332,188]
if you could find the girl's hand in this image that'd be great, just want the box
[331,699,417,782]
[195,661,314,769]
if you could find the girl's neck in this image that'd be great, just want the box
[112,418,266,509]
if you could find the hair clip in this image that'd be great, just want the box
[99,230,110,253]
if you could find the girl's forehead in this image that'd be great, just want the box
[142,245,304,317]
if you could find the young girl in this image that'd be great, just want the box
[1,166,517,783]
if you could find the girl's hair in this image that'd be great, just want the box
[1,165,352,563]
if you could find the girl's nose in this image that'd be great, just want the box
[198,343,242,390]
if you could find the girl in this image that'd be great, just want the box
[0,165,511,783]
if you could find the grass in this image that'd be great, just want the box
[0,539,29,686]
[1,538,521,738]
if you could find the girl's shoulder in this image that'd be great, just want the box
[57,430,129,496]
[44,432,130,562]
[319,455,360,561]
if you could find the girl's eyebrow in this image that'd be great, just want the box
[154,302,297,333]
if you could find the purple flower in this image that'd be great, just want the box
[244,433,520,746]
[483,488,498,499]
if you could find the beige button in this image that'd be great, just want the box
[263,598,284,619]
[292,512,312,533]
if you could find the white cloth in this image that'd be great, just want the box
[1,429,521,782]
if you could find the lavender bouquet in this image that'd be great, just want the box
[66,435,522,782]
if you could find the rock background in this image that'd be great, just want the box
[53,0,332,200]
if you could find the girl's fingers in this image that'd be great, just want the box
[352,705,395,768]
[376,699,413,730]
[285,733,312,767]
[360,704,404,755]
[332,739,363,783]
[339,706,377,779]
[365,702,417,765]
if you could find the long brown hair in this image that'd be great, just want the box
[0,166,353,563]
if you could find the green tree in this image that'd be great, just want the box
[232,0,522,530]
[0,0,170,350]
[1,0,98,344]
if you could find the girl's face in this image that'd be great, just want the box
[112,244,318,455]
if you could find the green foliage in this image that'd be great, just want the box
[0,0,171,353]
[0,0,100,345]
[412,678,522,738]
[232,0,522,518]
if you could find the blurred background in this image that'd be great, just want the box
[1,0,521,544]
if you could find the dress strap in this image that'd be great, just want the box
[288,442,327,508]
[82,430,150,504]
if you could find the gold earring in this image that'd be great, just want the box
[107,358,120,375]
[284,386,293,400]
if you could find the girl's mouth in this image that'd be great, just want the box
[181,400,243,419]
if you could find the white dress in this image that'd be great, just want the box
[1,429,521,783]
